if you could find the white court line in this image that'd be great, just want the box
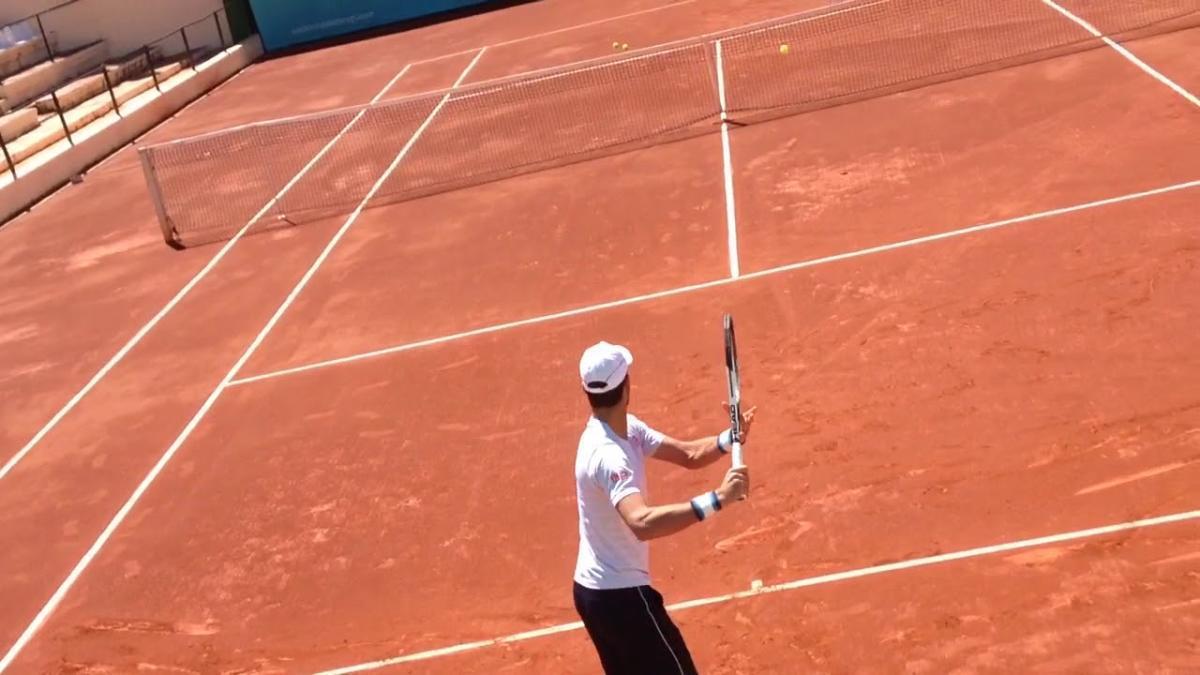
[147,0,882,149]
[145,37,696,150]
[0,52,486,671]
[402,0,698,66]
[92,59,254,174]
[318,508,1200,673]
[228,177,1200,387]
[1039,0,1200,108]
[389,0,883,105]
[145,2,701,148]
[0,65,414,485]
[446,0,885,104]
[418,0,875,65]
[447,41,700,103]
[714,39,739,279]
[730,0,890,41]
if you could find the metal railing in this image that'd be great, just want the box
[0,0,84,64]
[144,9,234,77]
[0,133,15,181]
[1,6,233,181]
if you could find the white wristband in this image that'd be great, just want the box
[690,490,722,521]
[717,428,734,454]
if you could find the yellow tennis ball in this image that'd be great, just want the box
[621,43,629,51]
[779,44,790,55]
[612,41,620,50]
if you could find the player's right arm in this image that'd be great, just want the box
[652,406,757,470]
[614,467,749,541]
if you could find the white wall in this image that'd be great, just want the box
[0,0,57,26]
[3,0,228,58]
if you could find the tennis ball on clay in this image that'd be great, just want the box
[779,43,791,55]
[621,43,629,51]
[612,41,620,50]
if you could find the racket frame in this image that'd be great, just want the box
[723,313,745,468]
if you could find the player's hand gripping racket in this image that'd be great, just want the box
[723,313,745,470]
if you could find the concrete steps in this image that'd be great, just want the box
[0,33,56,79]
[32,49,155,114]
[0,40,108,112]
[1,44,205,155]
[5,61,183,165]
[0,106,37,142]
[0,36,264,225]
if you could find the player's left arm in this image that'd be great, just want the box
[652,406,756,470]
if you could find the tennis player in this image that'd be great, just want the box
[573,341,754,675]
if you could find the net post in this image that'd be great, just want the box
[713,38,729,121]
[102,66,120,116]
[51,90,73,145]
[180,26,196,71]
[0,133,17,181]
[144,45,161,91]
[139,148,183,249]
[36,13,54,60]
[214,10,228,50]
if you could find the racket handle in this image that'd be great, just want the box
[731,441,747,499]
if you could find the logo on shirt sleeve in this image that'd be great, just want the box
[609,468,632,484]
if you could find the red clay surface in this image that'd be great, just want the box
[0,0,695,469]
[0,0,757,658]
[389,520,1200,674]
[2,0,1197,673]
[154,52,482,245]
[1121,24,1200,94]
[460,0,829,82]
[241,130,729,374]
[732,27,1200,273]
[10,184,1197,673]
[0,27,453,467]
[240,22,1200,379]
[0,55,484,657]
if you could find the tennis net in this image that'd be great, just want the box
[139,0,1198,248]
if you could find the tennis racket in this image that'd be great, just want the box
[723,313,745,469]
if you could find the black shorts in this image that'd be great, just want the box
[573,582,699,675]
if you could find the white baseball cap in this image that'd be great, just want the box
[579,341,633,393]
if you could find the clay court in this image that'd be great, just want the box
[1,0,1198,672]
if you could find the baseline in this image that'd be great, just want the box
[318,509,1200,673]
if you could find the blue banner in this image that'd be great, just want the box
[249,0,494,51]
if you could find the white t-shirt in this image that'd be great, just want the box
[573,414,665,590]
